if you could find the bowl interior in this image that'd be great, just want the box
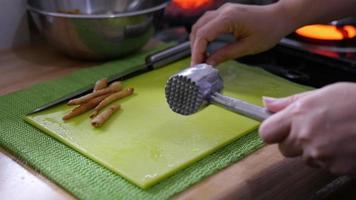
[28,0,167,15]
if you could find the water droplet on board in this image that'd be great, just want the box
[143,173,158,181]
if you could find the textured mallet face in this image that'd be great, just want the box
[165,75,204,115]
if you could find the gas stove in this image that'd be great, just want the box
[238,39,356,88]
[157,26,356,88]
[240,20,356,87]
[159,0,356,88]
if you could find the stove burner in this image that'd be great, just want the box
[164,0,223,30]
[289,18,356,60]
[296,24,356,41]
[172,0,215,10]
[281,37,356,58]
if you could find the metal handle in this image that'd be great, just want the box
[210,93,272,121]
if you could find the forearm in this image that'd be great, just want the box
[273,0,356,32]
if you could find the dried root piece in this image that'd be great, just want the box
[68,81,122,105]
[90,110,99,119]
[64,77,134,127]
[91,105,120,128]
[63,94,110,120]
[93,88,134,115]
[93,78,108,92]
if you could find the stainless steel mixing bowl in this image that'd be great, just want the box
[27,0,167,60]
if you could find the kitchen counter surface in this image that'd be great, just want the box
[0,43,336,200]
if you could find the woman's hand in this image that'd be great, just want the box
[259,82,356,175]
[190,3,295,66]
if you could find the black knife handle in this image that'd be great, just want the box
[146,41,191,69]
[108,41,191,83]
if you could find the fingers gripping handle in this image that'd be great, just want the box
[210,93,272,122]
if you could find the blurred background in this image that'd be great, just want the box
[1,0,355,87]
[0,0,278,50]
[0,0,31,49]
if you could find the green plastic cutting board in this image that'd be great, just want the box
[25,59,309,189]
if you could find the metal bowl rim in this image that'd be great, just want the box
[27,2,167,19]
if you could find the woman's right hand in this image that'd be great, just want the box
[190,2,296,66]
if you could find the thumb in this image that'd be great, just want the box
[263,92,311,113]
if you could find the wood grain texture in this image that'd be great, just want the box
[0,44,336,200]
[0,43,95,95]
[174,145,335,200]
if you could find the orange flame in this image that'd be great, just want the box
[172,0,214,10]
[296,24,356,41]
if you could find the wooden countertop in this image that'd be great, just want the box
[0,43,336,200]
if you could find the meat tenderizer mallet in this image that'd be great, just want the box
[165,64,272,121]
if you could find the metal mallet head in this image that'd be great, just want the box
[165,64,223,115]
[165,64,272,121]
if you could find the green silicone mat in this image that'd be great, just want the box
[0,48,309,199]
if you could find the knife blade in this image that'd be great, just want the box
[27,41,191,115]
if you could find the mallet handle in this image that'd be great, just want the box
[210,93,272,121]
